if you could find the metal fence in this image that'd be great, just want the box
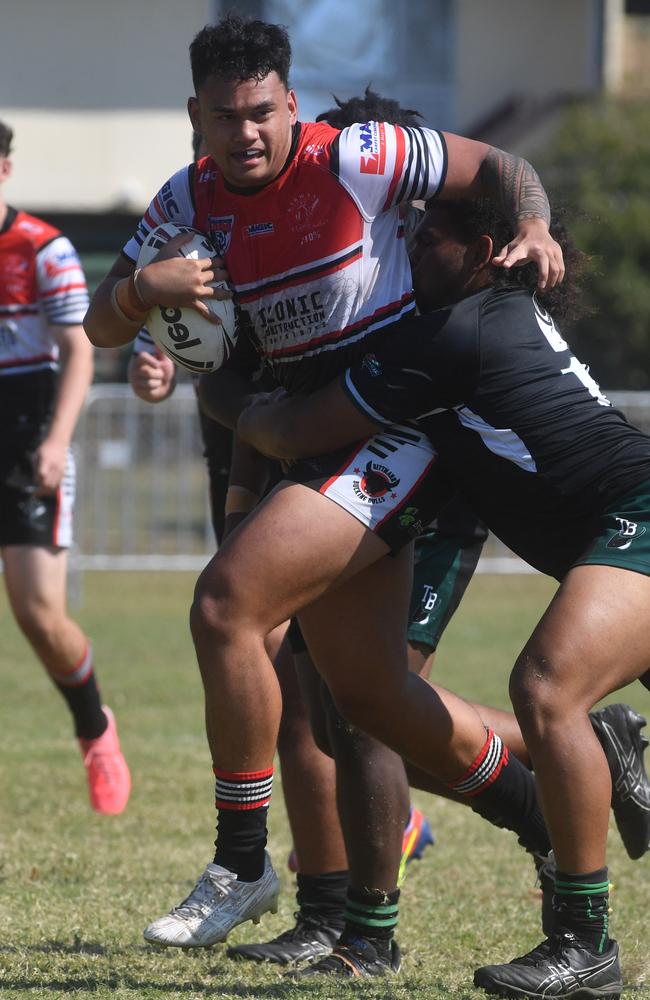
[70,386,650,574]
[73,383,213,571]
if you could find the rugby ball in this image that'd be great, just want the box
[136,223,237,374]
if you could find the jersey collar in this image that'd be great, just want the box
[0,205,18,236]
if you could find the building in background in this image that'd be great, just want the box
[2,0,646,375]
[3,0,644,218]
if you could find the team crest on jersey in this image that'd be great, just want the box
[606,517,647,550]
[207,215,235,256]
[288,193,323,234]
[352,460,400,504]
[359,122,386,175]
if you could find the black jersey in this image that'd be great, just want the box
[343,286,650,576]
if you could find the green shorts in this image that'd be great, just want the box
[574,478,650,576]
[407,531,484,652]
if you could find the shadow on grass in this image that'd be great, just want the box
[0,943,328,996]
[0,975,317,996]
[0,940,107,956]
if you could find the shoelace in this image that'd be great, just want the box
[173,869,231,918]
[515,932,577,967]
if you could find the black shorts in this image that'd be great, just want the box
[284,424,453,553]
[0,448,76,548]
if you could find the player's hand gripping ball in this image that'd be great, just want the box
[136,223,237,373]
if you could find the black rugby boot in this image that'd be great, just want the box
[474,933,622,1000]
[227,910,340,966]
[291,935,401,979]
[590,703,650,859]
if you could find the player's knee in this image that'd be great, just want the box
[509,650,565,733]
[328,683,383,736]
[326,699,370,755]
[13,601,59,649]
[190,563,242,646]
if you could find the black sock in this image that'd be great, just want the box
[55,671,106,741]
[214,807,269,881]
[449,728,551,856]
[342,886,399,950]
[296,870,348,929]
[212,765,273,881]
[553,867,610,952]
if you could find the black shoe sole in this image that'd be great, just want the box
[474,974,622,1000]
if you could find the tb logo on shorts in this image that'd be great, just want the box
[421,585,439,613]
[607,517,647,550]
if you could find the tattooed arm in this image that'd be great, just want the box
[438,133,564,289]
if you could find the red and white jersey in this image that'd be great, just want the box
[0,208,89,377]
[123,121,446,392]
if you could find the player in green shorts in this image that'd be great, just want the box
[236,199,650,997]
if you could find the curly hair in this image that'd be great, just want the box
[190,14,291,93]
[425,198,587,325]
[0,120,14,158]
[316,85,422,130]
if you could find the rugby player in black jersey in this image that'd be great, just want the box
[237,199,650,998]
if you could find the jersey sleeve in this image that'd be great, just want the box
[342,307,477,423]
[122,164,197,262]
[132,327,156,353]
[330,123,447,221]
[35,236,89,326]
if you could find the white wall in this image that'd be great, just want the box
[455,0,602,131]
[1,0,610,212]
[1,0,213,210]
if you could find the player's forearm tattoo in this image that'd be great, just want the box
[479,147,551,226]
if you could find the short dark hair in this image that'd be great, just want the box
[425,198,586,324]
[190,14,291,93]
[0,120,14,158]
[316,85,422,130]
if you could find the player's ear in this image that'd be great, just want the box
[187,96,200,133]
[287,89,298,125]
[471,234,494,273]
[0,157,12,183]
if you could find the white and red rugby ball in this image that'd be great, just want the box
[136,223,237,374]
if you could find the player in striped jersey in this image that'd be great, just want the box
[84,13,565,957]
[0,120,130,816]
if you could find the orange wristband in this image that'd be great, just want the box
[110,276,149,323]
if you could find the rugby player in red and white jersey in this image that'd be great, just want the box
[85,14,566,958]
[0,120,130,815]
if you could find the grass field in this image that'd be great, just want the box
[1,571,649,999]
